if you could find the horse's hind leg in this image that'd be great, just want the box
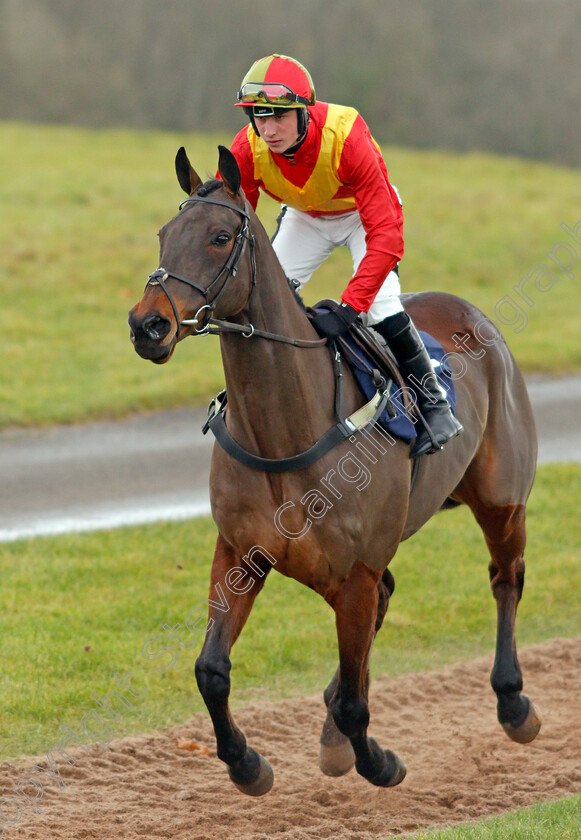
[195,535,274,796]
[475,502,542,743]
[327,562,405,787]
[319,568,395,777]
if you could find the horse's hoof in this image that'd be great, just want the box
[361,744,407,788]
[370,750,407,788]
[228,748,274,796]
[319,711,356,776]
[319,740,356,777]
[502,698,542,744]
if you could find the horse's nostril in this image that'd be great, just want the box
[143,314,171,342]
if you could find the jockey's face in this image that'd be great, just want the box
[254,110,300,154]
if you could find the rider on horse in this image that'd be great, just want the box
[230,54,462,457]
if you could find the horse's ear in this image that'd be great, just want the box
[217,145,241,197]
[175,147,202,195]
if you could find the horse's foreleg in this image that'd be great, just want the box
[319,667,355,777]
[195,535,273,795]
[319,567,395,777]
[482,503,542,743]
[327,561,406,788]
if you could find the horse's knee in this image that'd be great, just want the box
[489,558,525,601]
[330,694,370,739]
[195,653,231,703]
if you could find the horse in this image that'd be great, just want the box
[128,145,541,796]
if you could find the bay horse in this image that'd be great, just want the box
[128,146,541,796]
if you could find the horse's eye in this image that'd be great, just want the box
[213,232,231,246]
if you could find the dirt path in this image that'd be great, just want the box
[4,637,580,840]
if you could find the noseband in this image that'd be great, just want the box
[146,194,256,341]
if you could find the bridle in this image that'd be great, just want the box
[145,191,326,349]
[146,194,256,342]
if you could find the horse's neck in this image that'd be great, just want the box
[219,243,337,454]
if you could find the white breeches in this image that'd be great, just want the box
[271,206,403,325]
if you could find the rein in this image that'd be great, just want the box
[184,316,328,348]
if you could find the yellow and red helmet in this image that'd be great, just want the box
[236,54,316,113]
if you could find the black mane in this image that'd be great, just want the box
[286,277,307,311]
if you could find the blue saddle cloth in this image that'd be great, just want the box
[340,330,457,443]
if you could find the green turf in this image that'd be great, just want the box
[407,795,581,839]
[2,121,580,429]
[0,464,579,762]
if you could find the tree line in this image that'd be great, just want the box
[1,0,579,166]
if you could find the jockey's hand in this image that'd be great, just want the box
[311,303,358,342]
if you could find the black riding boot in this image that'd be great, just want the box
[372,312,463,457]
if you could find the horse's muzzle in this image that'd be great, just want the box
[128,309,174,363]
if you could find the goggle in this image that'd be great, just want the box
[236,82,310,107]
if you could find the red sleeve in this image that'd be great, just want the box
[228,128,261,211]
[337,120,404,314]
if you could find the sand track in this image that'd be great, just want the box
[3,637,580,839]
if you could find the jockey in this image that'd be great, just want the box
[230,54,462,457]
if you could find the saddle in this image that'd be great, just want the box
[310,298,399,375]
[309,299,416,430]
[202,299,454,473]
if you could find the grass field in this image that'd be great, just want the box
[409,795,581,839]
[1,121,581,429]
[0,463,579,763]
[2,121,580,836]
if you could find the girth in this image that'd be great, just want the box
[201,304,421,489]
[202,376,392,473]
